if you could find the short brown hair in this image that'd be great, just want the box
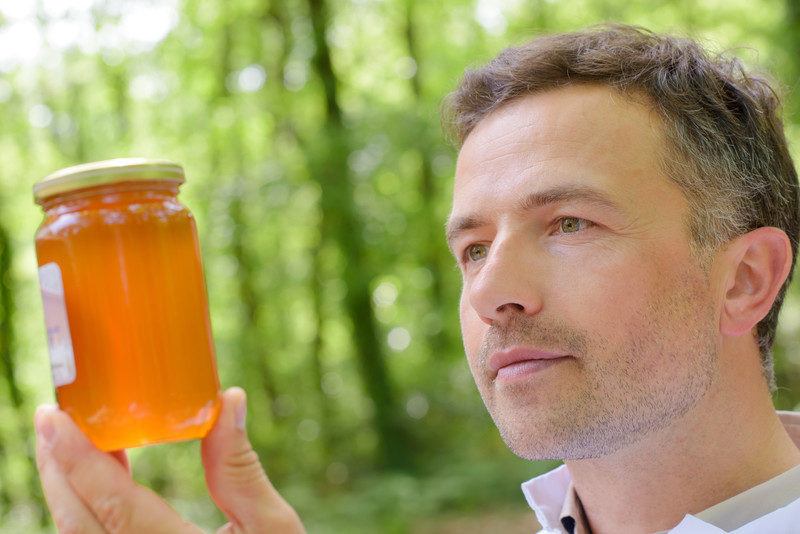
[443,23,800,391]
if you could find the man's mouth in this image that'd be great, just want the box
[488,346,571,380]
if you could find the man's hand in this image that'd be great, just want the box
[34,387,305,533]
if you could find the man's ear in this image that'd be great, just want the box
[719,227,793,338]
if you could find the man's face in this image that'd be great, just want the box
[448,85,721,460]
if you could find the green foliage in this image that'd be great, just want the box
[0,0,798,531]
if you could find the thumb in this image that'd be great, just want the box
[201,387,303,533]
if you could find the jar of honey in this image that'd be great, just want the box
[33,158,221,451]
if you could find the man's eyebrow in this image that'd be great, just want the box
[516,184,624,213]
[445,184,624,247]
[445,214,487,248]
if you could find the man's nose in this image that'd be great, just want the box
[467,242,544,326]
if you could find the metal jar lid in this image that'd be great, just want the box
[33,158,186,204]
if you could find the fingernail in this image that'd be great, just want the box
[35,406,57,447]
[235,393,247,431]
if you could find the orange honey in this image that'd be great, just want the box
[34,159,220,451]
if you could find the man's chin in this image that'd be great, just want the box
[498,426,598,461]
[490,405,597,461]
[498,430,564,461]
[490,411,555,458]
[496,414,656,461]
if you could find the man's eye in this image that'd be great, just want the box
[559,217,591,234]
[466,244,488,262]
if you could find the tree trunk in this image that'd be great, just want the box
[786,0,800,119]
[262,0,338,461]
[228,178,281,420]
[214,12,282,419]
[403,0,453,355]
[0,220,16,512]
[0,223,20,409]
[306,0,412,470]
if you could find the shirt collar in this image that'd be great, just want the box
[521,464,572,531]
[520,411,800,533]
[559,482,591,534]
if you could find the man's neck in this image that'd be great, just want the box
[565,355,800,534]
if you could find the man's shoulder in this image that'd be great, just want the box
[671,493,800,533]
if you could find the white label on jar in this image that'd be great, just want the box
[38,262,76,387]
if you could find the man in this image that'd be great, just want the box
[34,24,800,533]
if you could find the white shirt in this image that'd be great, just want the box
[521,411,800,534]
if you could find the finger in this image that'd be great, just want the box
[36,405,202,534]
[35,407,106,534]
[108,450,130,474]
[202,387,304,532]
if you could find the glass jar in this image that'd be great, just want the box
[33,158,221,451]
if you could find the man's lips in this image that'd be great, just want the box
[488,347,570,379]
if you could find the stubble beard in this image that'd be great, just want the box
[472,274,720,461]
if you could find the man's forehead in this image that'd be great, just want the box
[452,85,667,201]
[446,84,691,241]
[455,85,663,180]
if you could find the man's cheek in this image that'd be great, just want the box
[460,315,483,359]
[563,264,651,320]
[458,290,474,342]
[459,303,484,362]
[552,272,652,356]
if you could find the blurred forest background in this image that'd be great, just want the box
[1,0,800,532]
